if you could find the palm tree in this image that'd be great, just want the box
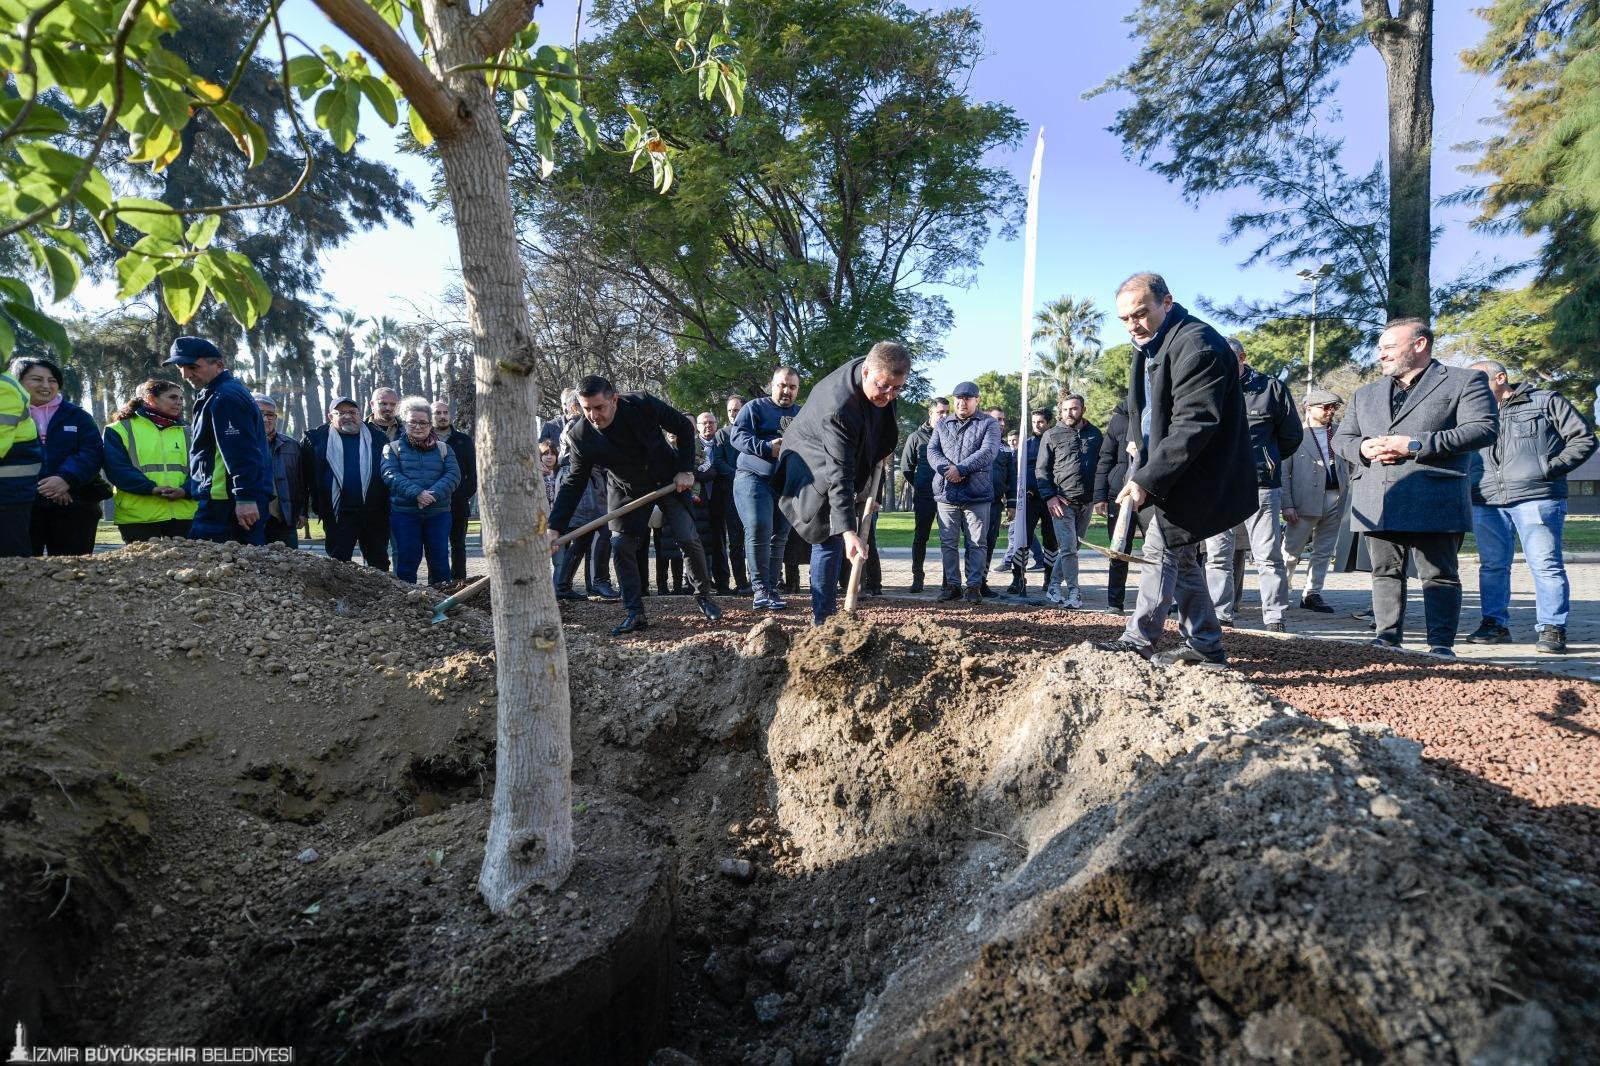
[324,310,364,400]
[1032,295,1104,406]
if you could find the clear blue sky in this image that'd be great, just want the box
[293,0,1532,390]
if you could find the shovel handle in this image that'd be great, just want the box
[843,466,886,614]
[432,481,681,619]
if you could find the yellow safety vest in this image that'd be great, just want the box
[0,372,41,478]
[108,416,198,525]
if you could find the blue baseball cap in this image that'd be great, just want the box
[164,336,223,365]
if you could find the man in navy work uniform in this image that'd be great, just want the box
[165,337,274,545]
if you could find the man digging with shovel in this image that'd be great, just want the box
[549,375,723,636]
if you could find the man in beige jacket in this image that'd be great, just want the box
[1281,387,1347,613]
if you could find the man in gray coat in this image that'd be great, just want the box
[1280,387,1347,613]
[1333,318,1498,655]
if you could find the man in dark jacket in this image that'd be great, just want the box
[1465,360,1596,654]
[928,381,1000,603]
[1204,338,1304,631]
[695,410,736,593]
[1333,319,1498,654]
[1101,273,1256,667]
[166,337,275,546]
[303,397,391,569]
[548,376,722,635]
[898,397,947,593]
[901,397,950,592]
[715,396,750,593]
[1093,400,1140,613]
[775,341,909,624]
[255,394,306,548]
[732,367,803,610]
[431,399,477,582]
[367,387,401,442]
[552,395,619,602]
[1037,393,1102,608]
[983,406,1016,588]
[1002,408,1058,594]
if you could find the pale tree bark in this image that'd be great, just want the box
[318,0,572,911]
[1363,0,1434,320]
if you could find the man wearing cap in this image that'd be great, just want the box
[302,396,391,569]
[1280,388,1347,613]
[165,337,274,545]
[927,380,1000,604]
[255,394,307,548]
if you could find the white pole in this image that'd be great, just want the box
[1009,129,1045,589]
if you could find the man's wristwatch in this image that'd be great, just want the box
[1406,438,1422,457]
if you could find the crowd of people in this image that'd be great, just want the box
[0,338,479,588]
[1,277,1592,658]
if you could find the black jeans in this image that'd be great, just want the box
[325,507,391,571]
[31,499,99,556]
[910,494,936,581]
[612,493,710,612]
[118,518,194,543]
[1366,530,1465,648]
[449,504,471,582]
[720,478,747,588]
[0,500,33,557]
[706,479,733,592]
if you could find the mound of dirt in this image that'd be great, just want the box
[3,546,1597,1065]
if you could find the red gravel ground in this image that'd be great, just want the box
[560,594,1600,879]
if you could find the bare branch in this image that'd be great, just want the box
[310,0,459,138]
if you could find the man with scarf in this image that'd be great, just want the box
[302,396,391,570]
[164,337,274,545]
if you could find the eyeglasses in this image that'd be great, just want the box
[405,419,431,427]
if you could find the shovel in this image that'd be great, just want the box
[430,482,680,623]
[1078,494,1142,566]
[843,465,886,614]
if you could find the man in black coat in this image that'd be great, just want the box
[1102,273,1256,666]
[898,397,947,593]
[774,341,909,624]
[303,397,391,570]
[1036,393,1102,608]
[1093,399,1141,613]
[548,375,722,635]
[431,399,477,582]
[1204,337,1304,631]
[715,396,750,593]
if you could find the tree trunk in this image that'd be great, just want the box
[1365,0,1434,320]
[338,342,354,400]
[301,361,320,438]
[420,0,574,911]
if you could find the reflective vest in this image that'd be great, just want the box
[0,372,42,505]
[109,416,198,525]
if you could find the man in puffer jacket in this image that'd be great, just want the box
[1465,360,1597,654]
[927,380,999,603]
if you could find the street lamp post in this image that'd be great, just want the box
[1297,264,1333,393]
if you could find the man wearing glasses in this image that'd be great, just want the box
[1333,319,1498,656]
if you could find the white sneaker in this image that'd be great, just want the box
[1064,590,1082,609]
[1044,586,1064,606]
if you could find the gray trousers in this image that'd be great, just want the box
[1048,501,1092,593]
[936,500,990,588]
[1122,516,1224,655]
[1283,489,1343,596]
[1205,487,1289,623]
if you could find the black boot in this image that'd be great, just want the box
[612,610,649,636]
[1006,566,1024,596]
[671,558,684,594]
[909,573,925,594]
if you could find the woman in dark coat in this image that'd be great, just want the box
[12,356,105,556]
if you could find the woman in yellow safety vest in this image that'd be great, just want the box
[102,379,197,542]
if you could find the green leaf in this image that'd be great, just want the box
[718,63,743,116]
[18,230,46,272]
[699,59,718,101]
[682,2,703,39]
[115,250,163,300]
[115,197,185,242]
[0,314,14,359]
[141,77,191,132]
[314,81,361,152]
[0,97,67,137]
[40,225,88,260]
[372,0,405,29]
[0,277,36,308]
[186,213,221,249]
[407,103,433,147]
[358,76,398,127]
[160,266,206,324]
[3,299,70,359]
[212,102,268,167]
[41,245,79,303]
[195,251,270,329]
[286,54,330,98]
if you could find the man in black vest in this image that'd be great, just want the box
[548,376,722,635]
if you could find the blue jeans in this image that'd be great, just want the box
[810,535,846,624]
[189,499,268,545]
[734,471,789,592]
[392,510,453,585]
[1473,500,1568,629]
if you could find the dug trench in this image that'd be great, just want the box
[1,542,1597,1064]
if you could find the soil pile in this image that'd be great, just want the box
[3,546,1597,1065]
